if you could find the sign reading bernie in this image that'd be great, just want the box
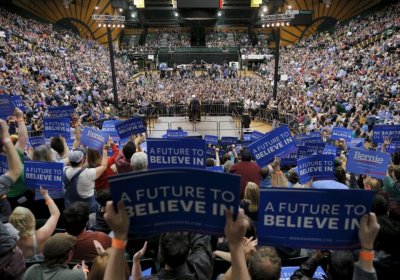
[48,105,75,118]
[81,127,109,152]
[346,148,390,179]
[257,188,374,249]
[43,118,70,138]
[109,168,241,237]
[372,125,400,143]
[297,154,335,184]
[147,138,206,169]
[248,126,296,167]
[24,161,64,189]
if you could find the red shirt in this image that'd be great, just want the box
[73,231,111,261]
[95,144,119,191]
[229,161,261,198]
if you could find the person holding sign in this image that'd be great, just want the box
[9,187,60,261]
[63,144,109,213]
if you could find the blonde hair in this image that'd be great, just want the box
[244,182,259,213]
[9,207,36,239]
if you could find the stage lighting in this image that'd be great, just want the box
[262,6,267,13]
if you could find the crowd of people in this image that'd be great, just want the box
[0,1,399,280]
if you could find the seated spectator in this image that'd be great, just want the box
[63,202,111,261]
[260,167,271,188]
[22,233,88,280]
[88,190,112,234]
[9,187,60,261]
[88,248,130,280]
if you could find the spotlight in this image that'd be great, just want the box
[117,24,120,28]
[98,23,101,27]
[262,6,267,13]
[276,22,280,27]
[131,13,136,17]
[218,11,222,17]
[271,23,275,27]
[121,24,125,28]
[286,22,290,26]
[95,6,99,10]
[103,24,107,27]
[174,12,178,17]
[108,24,111,27]
[261,12,264,17]
[112,24,116,28]
[267,23,270,28]
[119,8,123,12]
[288,5,292,9]
[262,24,265,28]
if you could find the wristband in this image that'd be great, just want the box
[45,199,54,205]
[2,138,11,144]
[361,246,374,251]
[359,250,374,261]
[112,238,126,250]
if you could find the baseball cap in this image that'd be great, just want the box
[69,149,85,164]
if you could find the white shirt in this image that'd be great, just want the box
[64,167,96,198]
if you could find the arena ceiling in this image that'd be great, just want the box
[9,0,382,45]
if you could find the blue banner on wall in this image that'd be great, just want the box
[297,143,326,159]
[204,135,218,145]
[346,148,391,179]
[378,142,400,154]
[11,96,25,112]
[248,126,296,167]
[0,95,15,118]
[0,155,8,175]
[81,127,109,152]
[48,105,75,118]
[372,125,400,143]
[25,161,64,189]
[115,118,146,139]
[29,136,46,148]
[331,127,353,142]
[147,138,206,169]
[297,154,335,184]
[220,136,238,146]
[43,118,70,139]
[258,188,375,249]
[165,129,188,138]
[102,120,122,138]
[109,168,240,237]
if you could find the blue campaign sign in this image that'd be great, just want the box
[48,105,75,118]
[29,136,46,148]
[147,138,206,169]
[206,147,216,159]
[297,154,335,184]
[346,148,391,179]
[115,118,146,139]
[322,145,337,156]
[25,161,64,189]
[206,166,224,173]
[102,120,121,138]
[378,142,400,154]
[0,95,15,118]
[331,127,353,142]
[258,188,375,249]
[248,126,296,167]
[220,136,238,146]
[251,130,265,141]
[11,96,25,112]
[109,168,241,237]
[81,127,109,152]
[43,118,70,138]
[348,138,366,149]
[280,266,326,280]
[281,149,298,166]
[65,139,75,150]
[204,135,218,145]
[372,125,400,143]
[165,129,188,138]
[0,154,8,175]
[297,143,325,159]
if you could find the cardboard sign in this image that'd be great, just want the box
[115,118,146,139]
[25,161,64,188]
[322,145,337,156]
[346,148,391,179]
[297,155,335,184]
[43,118,70,139]
[102,120,122,138]
[331,127,353,142]
[248,126,296,167]
[81,127,109,152]
[258,188,375,249]
[297,143,325,159]
[48,105,75,118]
[0,95,15,118]
[109,168,241,237]
[29,136,46,148]
[372,125,400,143]
[165,129,188,138]
[147,138,206,169]
[204,135,218,145]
